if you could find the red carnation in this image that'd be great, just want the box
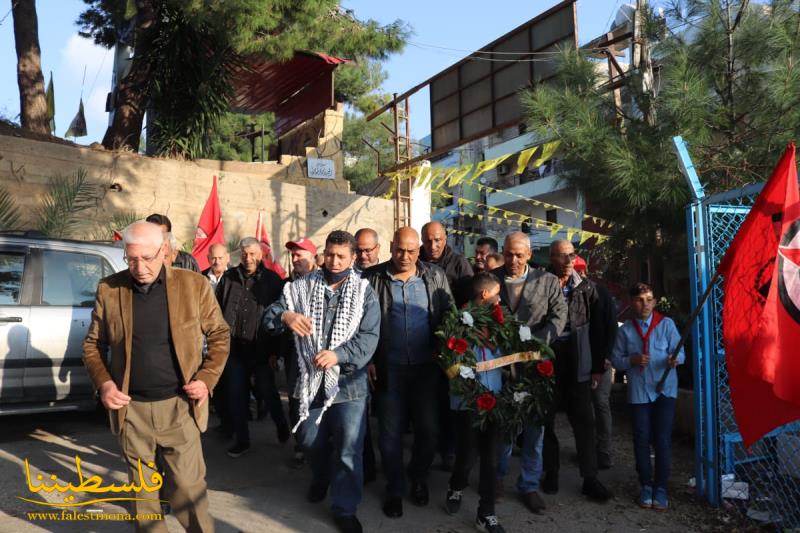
[491,304,505,324]
[447,337,468,354]
[537,359,555,378]
[476,392,497,411]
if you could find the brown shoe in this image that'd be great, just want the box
[520,491,546,514]
[494,478,504,503]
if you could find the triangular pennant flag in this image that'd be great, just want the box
[549,223,564,238]
[596,235,609,245]
[470,154,512,183]
[528,140,561,169]
[579,231,593,245]
[65,98,87,138]
[447,164,474,187]
[45,72,55,135]
[566,228,578,241]
[516,145,539,175]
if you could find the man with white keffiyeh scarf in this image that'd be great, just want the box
[263,231,380,533]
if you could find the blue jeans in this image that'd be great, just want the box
[298,397,368,516]
[497,425,544,493]
[631,394,676,490]
[377,362,440,498]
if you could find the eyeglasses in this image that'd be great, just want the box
[554,253,577,262]
[123,254,160,265]
[357,245,379,255]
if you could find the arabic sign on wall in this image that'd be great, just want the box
[308,158,335,180]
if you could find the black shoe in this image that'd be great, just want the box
[410,481,429,506]
[333,515,362,533]
[290,449,305,469]
[306,482,328,503]
[445,489,462,515]
[227,441,250,458]
[476,512,506,533]
[541,470,559,494]
[382,497,403,518]
[582,477,612,502]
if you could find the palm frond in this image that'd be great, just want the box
[34,168,99,238]
[0,186,22,230]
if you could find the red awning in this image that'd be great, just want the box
[231,51,349,137]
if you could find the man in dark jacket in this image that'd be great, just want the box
[540,239,616,502]
[421,221,474,307]
[146,213,200,272]
[364,227,455,519]
[491,232,566,514]
[216,237,289,457]
[420,221,472,472]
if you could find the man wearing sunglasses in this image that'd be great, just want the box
[540,240,617,503]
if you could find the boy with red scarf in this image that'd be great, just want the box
[610,282,684,510]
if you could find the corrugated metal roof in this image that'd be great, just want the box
[231,52,349,137]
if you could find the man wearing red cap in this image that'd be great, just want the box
[282,237,319,468]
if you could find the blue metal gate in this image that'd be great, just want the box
[687,181,800,528]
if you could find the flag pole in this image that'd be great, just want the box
[655,270,721,393]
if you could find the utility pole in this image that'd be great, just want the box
[633,0,657,126]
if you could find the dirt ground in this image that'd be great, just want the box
[0,386,757,533]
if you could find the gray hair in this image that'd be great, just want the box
[239,237,261,250]
[122,221,165,248]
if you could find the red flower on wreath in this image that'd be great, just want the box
[447,337,468,354]
[491,304,505,324]
[537,359,555,378]
[476,392,497,411]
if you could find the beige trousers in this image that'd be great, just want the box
[118,396,214,533]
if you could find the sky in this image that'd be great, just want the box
[0,1,632,145]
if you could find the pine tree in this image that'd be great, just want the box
[521,0,800,291]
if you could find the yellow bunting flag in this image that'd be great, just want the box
[549,223,564,238]
[528,140,561,169]
[566,228,578,242]
[516,145,539,175]
[470,154,512,184]
[447,164,474,187]
[579,231,593,245]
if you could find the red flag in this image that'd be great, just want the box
[191,176,225,271]
[256,212,287,279]
[718,144,800,447]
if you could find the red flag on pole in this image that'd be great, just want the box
[718,144,800,447]
[256,212,287,279]
[191,175,225,271]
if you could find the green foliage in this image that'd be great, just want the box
[202,112,275,162]
[0,187,22,230]
[435,302,555,439]
[34,168,99,238]
[77,1,410,158]
[521,0,800,288]
[342,110,395,190]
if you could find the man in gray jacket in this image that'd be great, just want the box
[490,232,566,514]
[541,240,616,501]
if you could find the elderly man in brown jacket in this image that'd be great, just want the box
[83,221,230,533]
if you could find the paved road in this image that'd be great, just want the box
[0,394,726,533]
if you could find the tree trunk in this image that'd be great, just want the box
[101,0,155,151]
[12,0,49,134]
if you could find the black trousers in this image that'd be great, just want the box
[542,340,598,479]
[449,410,498,514]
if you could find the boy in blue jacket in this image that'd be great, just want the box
[445,272,506,533]
[610,282,684,510]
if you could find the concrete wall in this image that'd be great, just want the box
[0,120,394,270]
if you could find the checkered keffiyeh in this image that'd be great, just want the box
[284,268,368,430]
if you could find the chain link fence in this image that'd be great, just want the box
[689,185,800,529]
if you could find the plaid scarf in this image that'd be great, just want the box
[283,268,368,430]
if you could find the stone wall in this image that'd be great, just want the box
[0,114,394,270]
